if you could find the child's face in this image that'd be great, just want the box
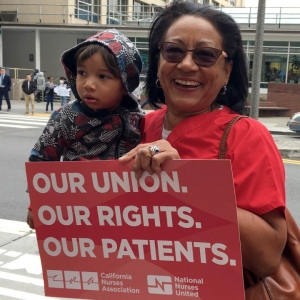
[76,52,126,111]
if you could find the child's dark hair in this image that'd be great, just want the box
[75,44,120,78]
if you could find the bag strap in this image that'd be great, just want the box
[219,115,248,159]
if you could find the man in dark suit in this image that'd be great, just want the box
[22,74,37,115]
[0,68,12,111]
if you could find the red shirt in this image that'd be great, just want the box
[141,105,285,215]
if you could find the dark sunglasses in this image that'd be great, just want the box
[158,41,228,67]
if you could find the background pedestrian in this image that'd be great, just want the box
[54,76,70,106]
[0,67,12,111]
[21,74,37,115]
[45,77,56,113]
[35,72,45,102]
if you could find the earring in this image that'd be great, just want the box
[220,85,227,95]
[155,79,162,88]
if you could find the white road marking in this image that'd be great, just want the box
[0,287,61,300]
[1,254,42,275]
[0,114,48,129]
[0,124,38,128]
[0,119,47,125]
[0,271,44,286]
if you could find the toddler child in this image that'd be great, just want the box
[26,29,143,228]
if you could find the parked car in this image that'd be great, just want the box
[287,112,300,133]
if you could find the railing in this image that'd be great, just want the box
[0,4,300,26]
[8,67,34,79]
[217,7,300,27]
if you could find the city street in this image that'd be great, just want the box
[0,108,300,299]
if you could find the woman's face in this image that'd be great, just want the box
[158,15,232,115]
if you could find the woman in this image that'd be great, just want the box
[120,1,287,281]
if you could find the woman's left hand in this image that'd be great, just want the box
[119,140,180,179]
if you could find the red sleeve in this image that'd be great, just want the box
[226,118,285,215]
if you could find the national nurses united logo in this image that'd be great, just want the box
[147,275,173,295]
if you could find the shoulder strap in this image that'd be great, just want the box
[218,115,248,159]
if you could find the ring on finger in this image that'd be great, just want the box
[148,145,160,157]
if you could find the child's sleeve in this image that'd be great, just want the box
[29,111,64,162]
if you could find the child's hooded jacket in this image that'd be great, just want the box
[29,29,143,162]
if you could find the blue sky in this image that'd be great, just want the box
[244,0,299,7]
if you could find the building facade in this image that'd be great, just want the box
[0,2,300,97]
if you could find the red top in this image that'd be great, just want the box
[141,105,285,215]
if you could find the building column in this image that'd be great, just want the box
[35,29,41,71]
[127,0,133,21]
[101,0,108,25]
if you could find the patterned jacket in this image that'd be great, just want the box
[29,100,142,161]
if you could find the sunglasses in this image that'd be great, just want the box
[158,41,228,67]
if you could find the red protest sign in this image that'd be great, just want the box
[25,160,245,300]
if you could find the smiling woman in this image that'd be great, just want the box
[119,0,288,295]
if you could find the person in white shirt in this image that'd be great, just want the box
[54,77,70,106]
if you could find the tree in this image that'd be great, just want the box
[291,55,300,72]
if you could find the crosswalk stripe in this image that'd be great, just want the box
[0,115,48,121]
[0,119,47,126]
[0,124,38,128]
[0,287,61,300]
[0,114,48,129]
[0,271,44,286]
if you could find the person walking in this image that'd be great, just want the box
[35,71,45,102]
[45,76,56,113]
[54,77,70,106]
[22,74,37,115]
[0,68,12,111]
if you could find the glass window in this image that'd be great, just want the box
[290,42,300,47]
[289,48,300,54]
[262,54,287,83]
[136,37,147,43]
[248,54,288,83]
[263,46,288,53]
[288,55,300,84]
[263,41,288,46]
[138,49,149,76]
[75,0,99,23]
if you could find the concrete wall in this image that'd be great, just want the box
[2,29,98,83]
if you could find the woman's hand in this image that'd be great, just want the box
[119,140,180,179]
